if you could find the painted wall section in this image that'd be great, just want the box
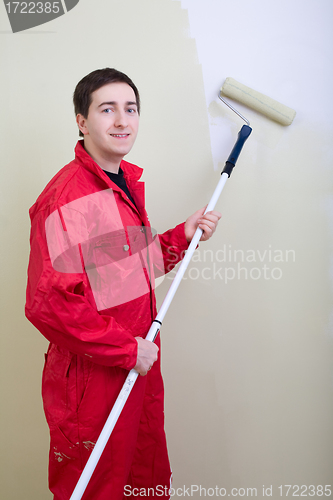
[0,0,332,498]
[0,1,209,498]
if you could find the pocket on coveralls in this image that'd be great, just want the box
[42,344,73,425]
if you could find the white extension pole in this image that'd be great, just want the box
[69,172,229,500]
[69,122,252,499]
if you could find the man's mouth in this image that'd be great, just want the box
[110,134,130,138]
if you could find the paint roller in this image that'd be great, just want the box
[219,77,296,126]
[69,79,295,500]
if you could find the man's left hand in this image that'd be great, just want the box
[184,207,221,243]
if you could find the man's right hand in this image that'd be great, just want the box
[134,337,159,376]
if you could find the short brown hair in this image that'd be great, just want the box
[73,68,140,137]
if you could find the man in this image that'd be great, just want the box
[25,68,221,499]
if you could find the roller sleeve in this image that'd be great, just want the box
[221,77,296,126]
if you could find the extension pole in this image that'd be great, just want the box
[69,124,252,500]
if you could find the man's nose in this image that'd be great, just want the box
[114,111,127,127]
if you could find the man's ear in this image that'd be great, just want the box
[76,114,88,135]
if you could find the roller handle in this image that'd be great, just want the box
[222,124,252,177]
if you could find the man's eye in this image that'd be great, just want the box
[127,108,136,114]
[102,108,113,113]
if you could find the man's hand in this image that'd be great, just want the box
[184,207,221,243]
[134,337,159,376]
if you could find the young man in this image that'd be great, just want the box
[25,68,221,499]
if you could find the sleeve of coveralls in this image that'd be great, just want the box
[158,222,189,274]
[25,209,138,369]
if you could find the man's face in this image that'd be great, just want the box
[77,82,139,168]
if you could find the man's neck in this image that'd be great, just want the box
[83,141,122,174]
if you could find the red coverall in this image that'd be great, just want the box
[25,141,189,499]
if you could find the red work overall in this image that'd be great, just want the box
[26,141,188,499]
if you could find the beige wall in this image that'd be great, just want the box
[0,0,332,498]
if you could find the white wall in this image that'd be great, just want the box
[0,0,332,498]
